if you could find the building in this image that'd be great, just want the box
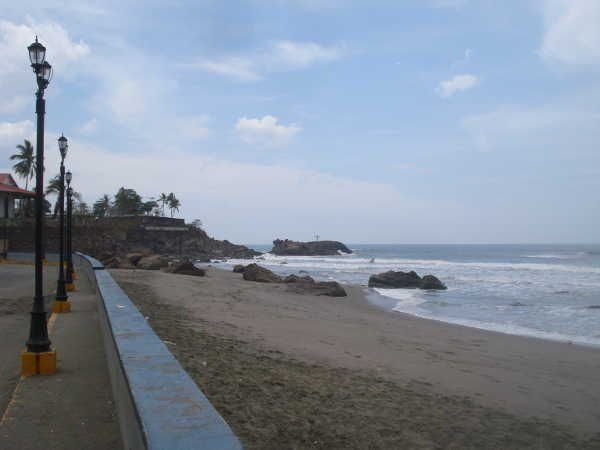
[0,173,34,219]
[1,174,34,257]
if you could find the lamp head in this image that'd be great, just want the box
[28,37,46,69]
[58,134,68,159]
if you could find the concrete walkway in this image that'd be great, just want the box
[0,263,122,449]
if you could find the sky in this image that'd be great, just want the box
[0,0,599,244]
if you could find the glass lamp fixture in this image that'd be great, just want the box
[28,37,46,68]
[58,134,68,159]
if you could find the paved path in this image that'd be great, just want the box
[0,263,122,449]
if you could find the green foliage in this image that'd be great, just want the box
[93,194,112,218]
[166,192,181,217]
[10,140,35,190]
[113,187,144,215]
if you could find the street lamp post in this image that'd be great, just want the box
[65,171,74,291]
[22,37,56,375]
[53,135,70,312]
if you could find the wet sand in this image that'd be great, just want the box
[112,267,600,449]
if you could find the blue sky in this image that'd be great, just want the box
[0,0,599,244]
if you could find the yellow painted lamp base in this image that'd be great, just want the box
[52,300,71,313]
[66,282,75,291]
[21,350,57,376]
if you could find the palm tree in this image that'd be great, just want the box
[10,140,35,190]
[45,174,62,217]
[93,194,112,217]
[158,192,168,216]
[167,192,180,218]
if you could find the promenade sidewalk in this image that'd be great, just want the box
[0,263,122,449]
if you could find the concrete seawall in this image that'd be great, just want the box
[76,252,242,450]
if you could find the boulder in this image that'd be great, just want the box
[286,279,347,297]
[242,264,282,283]
[126,252,144,266]
[233,264,246,273]
[368,270,447,290]
[137,254,168,270]
[271,239,352,256]
[284,274,315,283]
[420,274,447,290]
[368,270,422,289]
[168,261,206,277]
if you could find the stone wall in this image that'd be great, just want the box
[3,216,259,260]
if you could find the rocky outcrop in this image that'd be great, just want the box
[271,239,352,256]
[368,271,446,290]
[234,265,347,297]
[6,216,261,262]
[242,264,282,283]
[167,261,206,277]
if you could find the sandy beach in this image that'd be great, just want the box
[112,267,600,449]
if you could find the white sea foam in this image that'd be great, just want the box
[224,246,600,346]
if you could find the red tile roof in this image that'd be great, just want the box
[0,173,35,197]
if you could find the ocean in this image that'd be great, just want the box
[221,244,600,347]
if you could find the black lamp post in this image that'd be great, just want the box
[25,37,53,354]
[54,135,69,308]
[65,171,74,290]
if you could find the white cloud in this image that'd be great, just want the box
[435,74,479,98]
[44,138,448,243]
[0,19,89,114]
[0,120,34,139]
[235,115,301,148]
[539,0,600,66]
[197,58,261,82]
[192,41,343,82]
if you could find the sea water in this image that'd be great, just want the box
[221,244,600,347]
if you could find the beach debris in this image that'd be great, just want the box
[368,270,447,290]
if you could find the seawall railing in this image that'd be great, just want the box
[76,252,242,450]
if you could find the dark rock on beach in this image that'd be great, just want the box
[233,264,246,273]
[368,271,447,290]
[235,265,347,297]
[167,261,206,277]
[272,239,352,256]
[420,275,447,290]
[242,264,282,283]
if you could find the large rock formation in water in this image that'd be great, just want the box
[271,239,352,256]
[368,270,447,290]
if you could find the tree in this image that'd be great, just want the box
[158,192,168,217]
[141,199,159,216]
[10,140,35,190]
[113,187,143,215]
[93,194,112,218]
[45,174,63,217]
[166,192,180,217]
